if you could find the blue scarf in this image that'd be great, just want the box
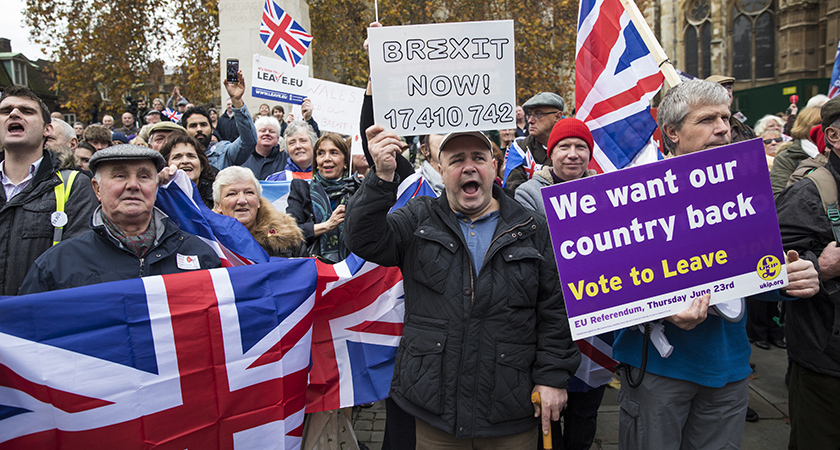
[285,158,312,173]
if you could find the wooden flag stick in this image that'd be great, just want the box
[618,0,682,88]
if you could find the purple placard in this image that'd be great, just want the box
[541,139,788,339]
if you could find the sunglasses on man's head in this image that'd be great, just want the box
[763,137,783,144]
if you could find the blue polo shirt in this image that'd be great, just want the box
[454,210,500,273]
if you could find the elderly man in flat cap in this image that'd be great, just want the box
[19,144,221,294]
[505,92,566,191]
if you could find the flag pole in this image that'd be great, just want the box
[375,0,379,23]
[618,0,681,88]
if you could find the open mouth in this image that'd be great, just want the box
[462,181,480,195]
[7,123,24,133]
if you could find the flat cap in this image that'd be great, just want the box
[706,75,735,85]
[523,92,565,113]
[177,98,189,106]
[148,121,186,135]
[822,96,840,131]
[145,109,162,118]
[438,131,494,159]
[89,144,167,174]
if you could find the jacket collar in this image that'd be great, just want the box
[91,206,177,251]
[0,150,59,205]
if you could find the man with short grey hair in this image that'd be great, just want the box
[102,114,115,130]
[47,118,79,151]
[613,79,819,450]
[505,92,565,191]
[19,144,221,294]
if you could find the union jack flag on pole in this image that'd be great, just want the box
[576,0,666,173]
[260,0,313,67]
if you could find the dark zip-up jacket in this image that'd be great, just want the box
[0,150,98,295]
[776,151,840,378]
[345,172,580,439]
[19,208,221,294]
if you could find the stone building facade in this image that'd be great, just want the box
[639,0,838,88]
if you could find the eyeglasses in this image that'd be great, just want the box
[526,110,560,120]
[763,137,783,144]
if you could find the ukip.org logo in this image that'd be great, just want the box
[756,255,782,281]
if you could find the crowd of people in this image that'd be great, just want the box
[1,29,839,449]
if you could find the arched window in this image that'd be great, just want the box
[684,0,712,78]
[731,0,775,81]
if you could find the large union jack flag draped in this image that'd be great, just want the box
[259,0,313,67]
[0,262,316,449]
[576,0,664,173]
[0,169,408,448]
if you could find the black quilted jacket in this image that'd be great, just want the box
[345,172,580,439]
[776,151,840,378]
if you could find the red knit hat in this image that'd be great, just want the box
[810,124,826,154]
[547,118,594,158]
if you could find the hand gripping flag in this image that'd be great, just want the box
[576,0,665,173]
[260,0,313,67]
[830,39,840,99]
[0,260,317,449]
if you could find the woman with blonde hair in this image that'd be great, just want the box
[769,106,823,196]
[213,166,304,257]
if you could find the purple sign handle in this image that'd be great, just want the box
[540,139,788,339]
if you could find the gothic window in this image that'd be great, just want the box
[731,0,775,81]
[684,0,712,78]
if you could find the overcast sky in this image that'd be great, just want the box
[0,1,49,60]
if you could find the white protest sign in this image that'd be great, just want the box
[305,78,365,155]
[368,21,517,135]
[251,54,309,105]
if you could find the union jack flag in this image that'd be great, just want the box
[829,39,840,98]
[576,0,665,173]
[0,261,316,449]
[162,107,182,123]
[502,138,538,188]
[157,170,269,266]
[394,170,440,207]
[259,0,313,68]
[308,255,404,411]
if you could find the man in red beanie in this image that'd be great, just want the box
[515,118,596,213]
[516,118,608,450]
